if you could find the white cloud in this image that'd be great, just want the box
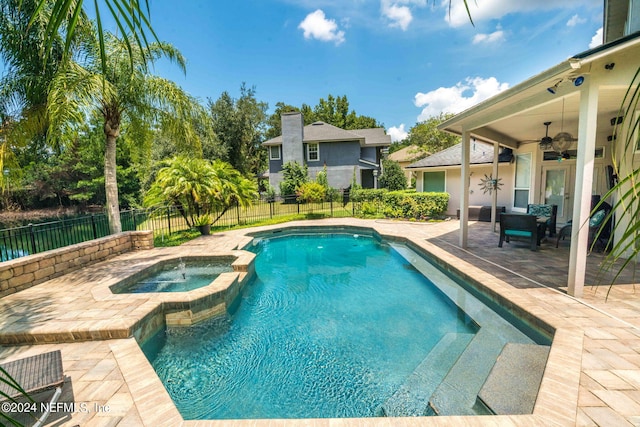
[444,0,599,28]
[566,14,586,27]
[298,9,346,45]
[589,27,603,49]
[414,77,509,121]
[380,0,428,30]
[387,124,408,142]
[472,29,505,45]
[382,3,413,30]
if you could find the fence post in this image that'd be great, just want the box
[91,215,98,239]
[330,199,333,217]
[236,203,240,226]
[28,223,37,254]
[167,207,172,235]
[132,209,137,230]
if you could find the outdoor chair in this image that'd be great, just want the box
[0,350,65,427]
[555,201,613,251]
[499,213,539,251]
[527,204,558,237]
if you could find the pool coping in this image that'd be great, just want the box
[0,220,586,426]
[122,223,582,426]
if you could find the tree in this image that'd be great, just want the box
[144,156,257,226]
[0,0,91,192]
[265,94,383,140]
[208,84,268,176]
[279,161,308,197]
[264,102,299,140]
[405,113,459,154]
[32,0,157,74]
[47,31,201,234]
[378,159,407,191]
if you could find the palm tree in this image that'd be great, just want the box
[208,159,259,224]
[598,67,640,292]
[144,156,258,227]
[47,31,201,233]
[144,156,219,226]
[0,0,91,191]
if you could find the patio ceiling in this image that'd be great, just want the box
[438,34,640,149]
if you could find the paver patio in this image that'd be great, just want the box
[1,218,639,426]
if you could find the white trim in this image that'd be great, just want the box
[269,145,281,160]
[307,143,319,162]
[513,152,532,211]
[422,170,447,193]
[358,158,379,167]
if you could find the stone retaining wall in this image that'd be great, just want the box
[0,231,154,298]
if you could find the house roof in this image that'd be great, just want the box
[387,145,429,163]
[406,141,511,169]
[263,121,391,147]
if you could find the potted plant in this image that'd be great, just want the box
[194,214,212,235]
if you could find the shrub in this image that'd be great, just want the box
[351,188,449,220]
[378,160,407,191]
[279,161,308,197]
[296,182,326,204]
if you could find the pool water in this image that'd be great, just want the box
[115,260,233,293]
[142,233,539,419]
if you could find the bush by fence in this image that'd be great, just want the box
[351,188,449,220]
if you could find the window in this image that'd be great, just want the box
[269,145,281,160]
[307,143,319,161]
[422,171,446,192]
[514,153,531,209]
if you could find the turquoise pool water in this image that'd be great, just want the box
[113,259,233,293]
[142,231,546,419]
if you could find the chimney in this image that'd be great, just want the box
[281,112,304,164]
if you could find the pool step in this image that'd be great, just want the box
[380,332,474,417]
[476,343,550,415]
[427,327,509,416]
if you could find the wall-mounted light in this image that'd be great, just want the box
[607,135,617,142]
[610,116,623,126]
[547,81,561,94]
[605,63,615,70]
[573,76,584,86]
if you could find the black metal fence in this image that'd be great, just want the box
[0,192,354,262]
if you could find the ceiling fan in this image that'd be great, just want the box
[522,121,553,150]
[551,97,577,154]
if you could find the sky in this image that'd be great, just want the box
[3,0,605,142]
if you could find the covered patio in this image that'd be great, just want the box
[438,32,640,299]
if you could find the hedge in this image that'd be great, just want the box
[351,188,449,220]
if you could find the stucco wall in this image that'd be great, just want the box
[416,164,515,216]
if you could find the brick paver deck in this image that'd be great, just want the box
[1,218,639,426]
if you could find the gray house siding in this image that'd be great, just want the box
[269,157,283,173]
[312,141,360,167]
[360,146,377,163]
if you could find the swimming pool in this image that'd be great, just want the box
[141,230,550,419]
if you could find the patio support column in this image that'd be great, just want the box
[492,143,500,232]
[460,130,471,248]
[568,80,599,297]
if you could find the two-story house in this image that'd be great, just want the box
[263,112,391,193]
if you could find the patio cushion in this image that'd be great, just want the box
[504,230,532,237]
